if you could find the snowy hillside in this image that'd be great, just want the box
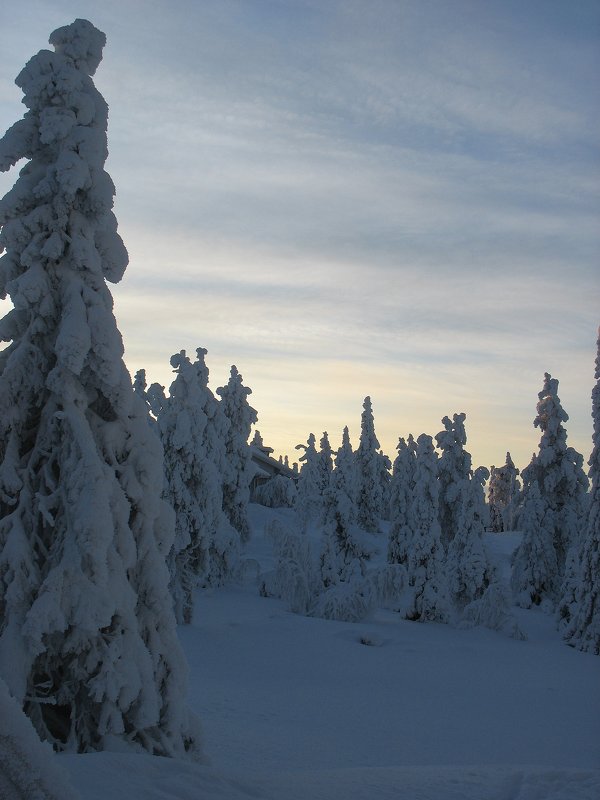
[58,503,600,800]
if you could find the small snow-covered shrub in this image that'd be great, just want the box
[312,562,375,623]
[254,475,297,508]
[459,581,527,640]
[260,520,319,614]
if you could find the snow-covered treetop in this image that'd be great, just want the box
[534,373,569,441]
[48,19,106,76]
[358,396,381,453]
[341,425,352,451]
[436,412,467,451]
[0,17,128,288]
[296,433,317,463]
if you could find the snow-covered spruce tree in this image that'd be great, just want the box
[562,330,600,653]
[446,467,493,610]
[153,349,238,622]
[326,426,357,528]
[0,21,200,755]
[377,449,392,521]
[435,412,472,548]
[216,365,258,543]
[131,368,159,433]
[315,431,334,521]
[387,434,417,566]
[510,481,559,608]
[316,493,375,623]
[520,373,588,578]
[405,434,450,623]
[355,396,383,533]
[294,433,322,530]
[488,452,520,532]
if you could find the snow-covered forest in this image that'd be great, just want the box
[0,19,598,800]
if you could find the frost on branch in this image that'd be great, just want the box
[0,21,200,757]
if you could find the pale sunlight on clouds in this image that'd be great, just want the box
[1,0,598,473]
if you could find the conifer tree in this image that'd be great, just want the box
[520,373,588,577]
[446,467,493,609]
[435,413,472,547]
[152,349,238,622]
[326,426,357,528]
[387,435,417,565]
[488,453,520,532]
[132,368,159,432]
[562,330,600,654]
[295,433,322,530]
[315,431,334,522]
[0,21,200,755]
[405,435,449,623]
[511,481,559,607]
[216,365,257,543]
[355,396,383,533]
[377,449,393,520]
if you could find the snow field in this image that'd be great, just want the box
[62,505,599,799]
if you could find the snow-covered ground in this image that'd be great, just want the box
[60,505,599,799]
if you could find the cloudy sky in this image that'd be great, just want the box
[1,0,599,471]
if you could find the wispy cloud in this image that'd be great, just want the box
[0,0,598,470]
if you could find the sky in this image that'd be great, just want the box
[1,0,599,472]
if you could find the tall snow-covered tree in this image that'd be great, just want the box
[295,433,322,530]
[446,467,493,610]
[376,449,392,521]
[488,452,520,532]
[511,481,559,608]
[326,426,357,528]
[152,349,238,622]
[0,21,200,755]
[355,396,383,533]
[405,435,449,623]
[317,431,333,489]
[562,330,600,654]
[216,365,257,543]
[387,435,417,566]
[520,373,588,577]
[435,413,472,547]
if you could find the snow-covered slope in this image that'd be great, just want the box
[57,504,600,798]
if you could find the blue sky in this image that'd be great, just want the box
[1,0,599,471]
